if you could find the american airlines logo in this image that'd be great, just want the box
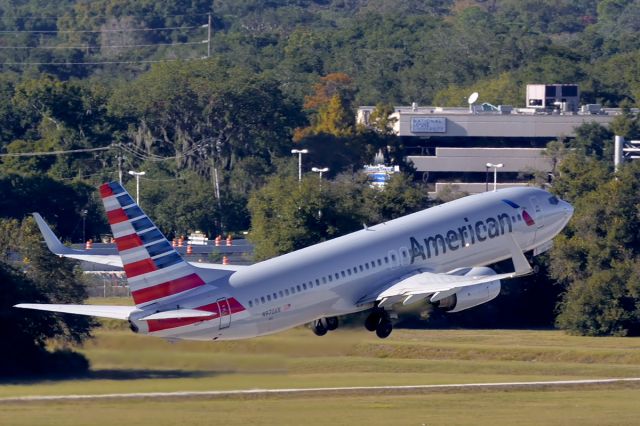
[409,198,534,265]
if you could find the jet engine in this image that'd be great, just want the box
[434,267,501,313]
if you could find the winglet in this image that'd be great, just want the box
[508,235,533,275]
[32,213,73,255]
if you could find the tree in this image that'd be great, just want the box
[549,156,640,336]
[247,172,430,260]
[0,217,95,377]
[295,73,355,139]
[366,102,397,135]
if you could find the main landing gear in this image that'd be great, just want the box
[311,316,339,336]
[364,308,393,339]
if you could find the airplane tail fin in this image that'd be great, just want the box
[99,181,208,308]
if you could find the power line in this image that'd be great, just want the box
[0,40,207,50]
[0,25,204,34]
[5,12,211,22]
[0,146,112,157]
[1,58,203,66]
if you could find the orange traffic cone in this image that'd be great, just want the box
[85,239,93,249]
[222,256,229,265]
[226,235,233,246]
[186,244,193,255]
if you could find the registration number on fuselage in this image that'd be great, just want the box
[262,307,281,318]
[261,303,291,319]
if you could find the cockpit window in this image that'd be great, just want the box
[548,196,559,205]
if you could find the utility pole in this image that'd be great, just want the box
[207,12,212,58]
[116,143,124,185]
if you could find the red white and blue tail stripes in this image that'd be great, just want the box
[99,182,206,307]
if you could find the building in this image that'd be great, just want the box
[357,86,622,196]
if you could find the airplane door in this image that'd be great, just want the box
[217,297,231,330]
[527,196,544,245]
[529,197,542,217]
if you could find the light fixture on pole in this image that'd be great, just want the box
[128,170,146,205]
[311,167,329,188]
[291,149,309,182]
[485,163,503,192]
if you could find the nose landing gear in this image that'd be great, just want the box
[364,308,393,339]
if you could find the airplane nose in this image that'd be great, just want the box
[560,200,574,220]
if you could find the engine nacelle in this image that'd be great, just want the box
[435,267,501,313]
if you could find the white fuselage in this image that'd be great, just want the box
[134,187,572,341]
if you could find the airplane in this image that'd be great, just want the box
[15,182,573,340]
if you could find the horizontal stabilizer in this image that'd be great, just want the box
[33,213,123,267]
[138,309,216,321]
[14,303,137,320]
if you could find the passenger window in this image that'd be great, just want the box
[316,279,320,286]
[309,281,313,288]
[291,287,296,294]
[359,265,364,272]
[377,259,382,266]
[302,283,307,290]
[334,273,339,280]
[322,277,327,284]
[328,275,333,282]
[384,256,388,263]
[365,263,370,270]
[391,254,396,261]
[279,290,284,297]
[248,300,253,307]
[273,293,277,300]
[261,297,265,303]
[341,271,346,278]
[347,269,352,276]
[267,295,271,301]
[285,289,290,296]
[297,285,302,291]
[255,298,259,305]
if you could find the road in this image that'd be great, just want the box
[2,378,640,403]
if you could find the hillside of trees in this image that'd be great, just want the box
[0,0,639,366]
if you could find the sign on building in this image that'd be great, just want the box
[411,117,446,133]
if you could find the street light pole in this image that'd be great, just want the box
[81,209,88,243]
[291,149,309,182]
[485,163,504,192]
[311,167,329,188]
[128,170,146,205]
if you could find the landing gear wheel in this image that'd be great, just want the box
[325,316,339,331]
[312,319,327,336]
[376,320,393,339]
[365,311,381,332]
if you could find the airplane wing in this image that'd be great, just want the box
[33,213,248,272]
[13,303,137,320]
[360,235,533,308]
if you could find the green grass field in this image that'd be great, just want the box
[2,303,640,425]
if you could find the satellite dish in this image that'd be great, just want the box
[468,92,479,105]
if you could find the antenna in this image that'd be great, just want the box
[468,92,479,113]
